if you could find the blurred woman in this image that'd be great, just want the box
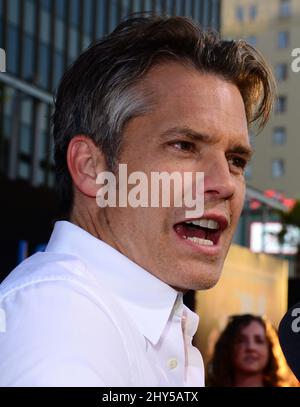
[207,314,299,387]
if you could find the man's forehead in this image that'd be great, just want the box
[131,62,250,147]
[144,62,205,99]
[144,62,246,116]
[145,61,229,93]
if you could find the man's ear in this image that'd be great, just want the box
[67,135,106,198]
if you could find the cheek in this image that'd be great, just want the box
[120,207,169,241]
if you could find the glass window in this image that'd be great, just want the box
[0,0,3,17]
[275,63,288,81]
[164,0,173,15]
[41,0,51,11]
[273,127,286,145]
[0,46,5,72]
[24,0,36,36]
[0,83,4,107]
[163,0,173,15]
[121,0,131,18]
[249,5,257,20]
[3,115,12,141]
[70,0,80,26]
[40,10,51,43]
[22,34,34,80]
[128,0,140,13]
[41,107,50,133]
[38,126,47,162]
[192,0,199,20]
[20,98,33,125]
[18,161,30,179]
[3,87,15,117]
[83,0,93,34]
[202,0,210,27]
[55,19,65,52]
[48,110,55,165]
[236,6,244,22]
[275,96,287,114]
[69,27,79,59]
[8,0,20,25]
[82,34,91,50]
[278,31,289,49]
[56,0,66,19]
[109,0,119,31]
[211,0,220,29]
[7,24,19,75]
[0,17,3,48]
[153,0,161,14]
[53,51,64,88]
[272,159,285,178]
[38,43,50,88]
[19,124,32,155]
[35,165,46,186]
[184,0,193,17]
[279,0,291,17]
[144,0,153,13]
[48,171,55,188]
[95,0,106,38]
[174,0,182,16]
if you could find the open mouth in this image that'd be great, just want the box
[173,217,227,247]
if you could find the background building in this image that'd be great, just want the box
[222,0,300,308]
[222,0,300,199]
[0,0,221,280]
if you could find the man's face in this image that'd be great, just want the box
[99,62,251,291]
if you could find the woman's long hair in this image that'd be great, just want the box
[207,314,299,387]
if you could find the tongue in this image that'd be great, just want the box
[174,223,206,239]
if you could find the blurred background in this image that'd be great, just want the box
[0,0,300,371]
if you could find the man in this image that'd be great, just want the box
[0,16,275,386]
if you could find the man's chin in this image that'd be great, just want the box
[191,262,225,290]
[170,267,224,292]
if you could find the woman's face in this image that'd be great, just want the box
[232,321,270,375]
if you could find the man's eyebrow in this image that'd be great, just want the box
[160,126,213,143]
[227,144,254,160]
[160,126,254,158]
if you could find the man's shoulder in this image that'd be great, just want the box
[0,251,149,386]
[0,250,87,298]
[0,250,132,331]
[0,250,125,337]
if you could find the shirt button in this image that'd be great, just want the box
[167,358,178,370]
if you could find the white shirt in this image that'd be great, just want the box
[0,221,204,387]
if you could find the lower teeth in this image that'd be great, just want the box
[185,236,214,246]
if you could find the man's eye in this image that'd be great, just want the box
[171,141,195,152]
[228,156,247,171]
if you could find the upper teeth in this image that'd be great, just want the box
[186,219,219,230]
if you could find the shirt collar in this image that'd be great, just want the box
[46,221,179,345]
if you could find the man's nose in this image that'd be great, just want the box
[203,155,236,201]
